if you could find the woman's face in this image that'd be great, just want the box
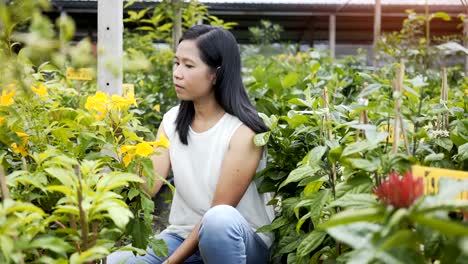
[173,40,216,102]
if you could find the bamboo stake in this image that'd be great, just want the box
[323,86,339,254]
[356,82,369,141]
[437,67,449,130]
[0,165,10,200]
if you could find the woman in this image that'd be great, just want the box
[111,24,275,264]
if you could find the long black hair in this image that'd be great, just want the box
[175,25,268,145]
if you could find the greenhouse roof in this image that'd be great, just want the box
[49,0,465,44]
[197,0,462,5]
[58,0,464,5]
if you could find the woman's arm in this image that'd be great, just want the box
[148,124,171,197]
[165,125,263,263]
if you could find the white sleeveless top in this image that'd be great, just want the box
[161,105,275,247]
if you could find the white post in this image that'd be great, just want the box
[329,14,336,59]
[97,0,123,95]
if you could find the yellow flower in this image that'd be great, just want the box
[10,132,29,157]
[120,145,136,154]
[122,154,134,167]
[149,133,170,149]
[135,142,154,157]
[15,132,29,139]
[85,91,109,118]
[1,89,16,106]
[11,143,28,157]
[31,83,48,97]
[153,104,160,112]
[0,117,5,126]
[111,93,137,109]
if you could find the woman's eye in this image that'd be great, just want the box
[186,64,194,68]
[174,61,180,66]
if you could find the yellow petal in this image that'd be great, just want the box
[31,83,48,97]
[120,145,136,154]
[153,104,160,112]
[135,142,154,157]
[111,94,137,109]
[1,90,16,106]
[149,133,170,149]
[15,132,29,138]
[85,91,109,115]
[11,143,28,157]
[123,154,134,167]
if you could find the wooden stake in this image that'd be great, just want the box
[373,0,382,68]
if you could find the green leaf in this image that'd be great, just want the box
[281,72,299,88]
[278,164,321,189]
[296,211,311,234]
[47,185,73,196]
[107,207,133,229]
[328,194,378,209]
[128,187,140,201]
[412,214,468,237]
[456,143,468,161]
[326,222,381,249]
[45,168,76,187]
[127,217,152,249]
[254,132,271,146]
[379,230,418,251]
[358,83,381,98]
[336,175,373,198]
[348,158,379,172]
[304,181,323,195]
[30,236,73,256]
[434,138,453,151]
[150,237,168,257]
[277,234,302,255]
[342,140,375,157]
[308,145,327,165]
[257,215,289,233]
[252,66,265,81]
[424,153,444,163]
[267,76,282,95]
[69,246,109,264]
[295,190,330,226]
[296,231,327,257]
[319,207,384,230]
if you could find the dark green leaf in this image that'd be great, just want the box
[412,214,468,237]
[328,194,378,209]
[296,231,327,257]
[319,208,384,230]
[278,164,320,189]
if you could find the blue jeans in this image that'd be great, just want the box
[107,205,270,264]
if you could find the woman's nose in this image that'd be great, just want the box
[173,65,182,79]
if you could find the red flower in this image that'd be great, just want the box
[373,171,424,209]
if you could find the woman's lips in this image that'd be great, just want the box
[175,84,184,92]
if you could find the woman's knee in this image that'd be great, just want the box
[199,204,243,237]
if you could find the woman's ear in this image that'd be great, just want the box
[212,66,221,85]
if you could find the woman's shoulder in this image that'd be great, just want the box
[162,105,180,140]
[164,104,180,120]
